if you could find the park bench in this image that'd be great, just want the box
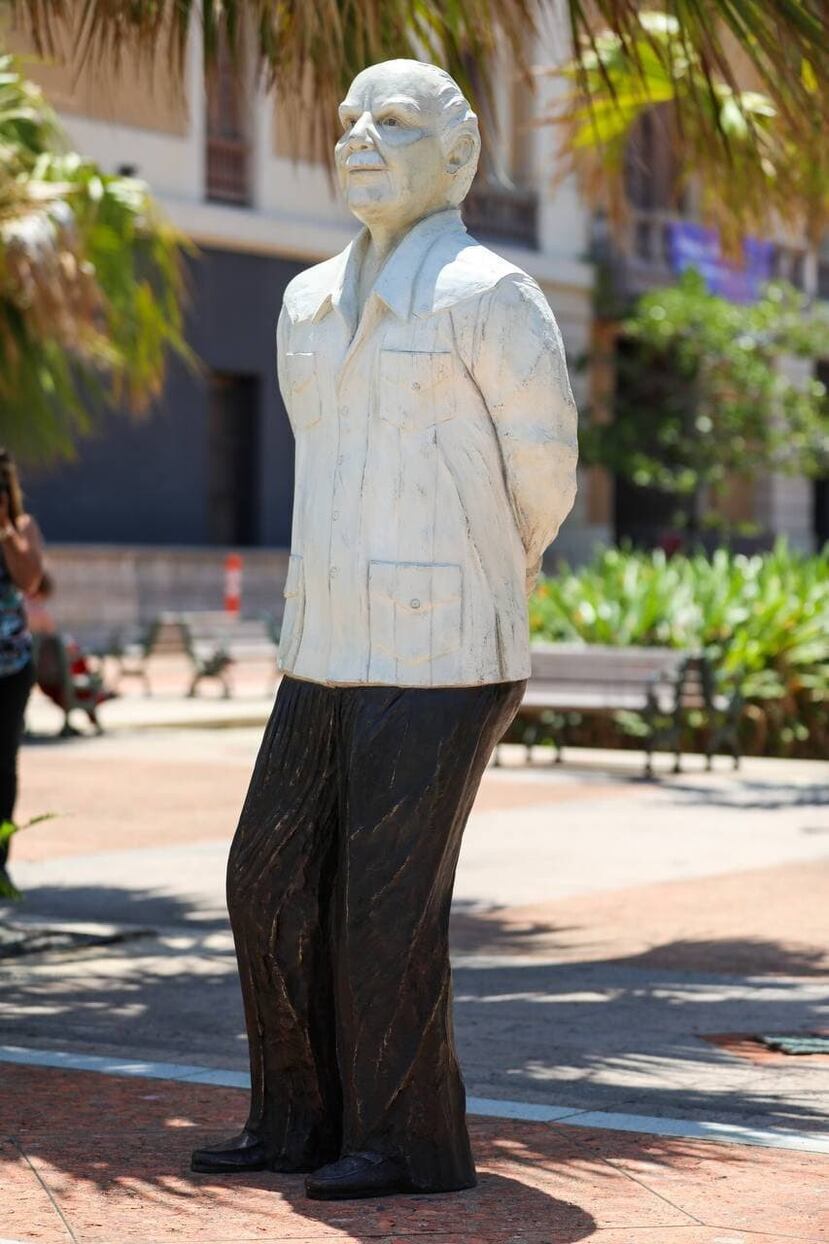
[31,633,111,736]
[108,611,279,697]
[498,643,743,776]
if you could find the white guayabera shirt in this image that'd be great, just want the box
[276,207,578,688]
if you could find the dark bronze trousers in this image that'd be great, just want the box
[226,673,525,1192]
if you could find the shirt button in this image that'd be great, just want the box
[330,567,338,579]
[332,510,339,521]
[340,406,350,418]
[410,598,421,609]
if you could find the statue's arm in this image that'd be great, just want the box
[275,302,290,414]
[469,274,579,593]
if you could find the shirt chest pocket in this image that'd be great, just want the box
[378,349,456,432]
[284,351,322,430]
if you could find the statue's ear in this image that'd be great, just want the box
[446,132,477,176]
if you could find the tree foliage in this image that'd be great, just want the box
[551,9,829,245]
[5,0,536,161]
[0,53,188,461]
[581,270,829,531]
[7,1,828,173]
[530,542,829,757]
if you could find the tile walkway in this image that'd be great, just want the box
[2,1064,827,1243]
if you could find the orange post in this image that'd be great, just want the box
[224,552,243,615]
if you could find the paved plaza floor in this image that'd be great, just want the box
[1,674,827,1242]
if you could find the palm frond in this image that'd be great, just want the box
[549,14,829,247]
[0,53,189,462]
[569,2,829,128]
[7,0,537,159]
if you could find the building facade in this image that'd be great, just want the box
[10,23,599,571]
[6,17,827,602]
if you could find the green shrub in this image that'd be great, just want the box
[530,542,829,757]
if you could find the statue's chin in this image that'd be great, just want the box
[346,193,401,226]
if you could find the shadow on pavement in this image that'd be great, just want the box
[4,1062,761,1241]
[1,881,827,1137]
[666,779,829,810]
[609,936,829,976]
[450,900,829,975]
[11,881,230,930]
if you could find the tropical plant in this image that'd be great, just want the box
[580,270,829,534]
[530,542,829,756]
[0,53,188,460]
[7,1,829,172]
[0,812,55,899]
[550,9,829,246]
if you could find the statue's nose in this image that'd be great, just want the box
[348,111,375,147]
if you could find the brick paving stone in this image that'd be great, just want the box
[3,1067,828,1243]
[14,749,620,865]
[451,858,829,974]
[14,754,250,863]
[0,1138,70,1242]
[554,1127,829,1242]
[1,1066,244,1136]
[586,1231,822,1243]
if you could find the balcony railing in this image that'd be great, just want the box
[463,182,538,250]
[818,258,829,302]
[594,209,815,304]
[592,208,683,302]
[206,136,250,206]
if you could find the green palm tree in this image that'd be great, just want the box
[8,1,828,165]
[3,2,827,460]
[0,53,188,460]
[549,10,828,247]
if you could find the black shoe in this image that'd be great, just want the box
[305,1151,409,1200]
[191,1129,271,1174]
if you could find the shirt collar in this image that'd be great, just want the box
[311,208,466,325]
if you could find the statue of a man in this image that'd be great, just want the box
[193,58,577,1201]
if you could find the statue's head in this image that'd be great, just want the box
[335,59,480,232]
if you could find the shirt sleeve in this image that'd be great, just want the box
[470,274,578,593]
[275,301,290,415]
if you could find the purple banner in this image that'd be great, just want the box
[667,222,774,303]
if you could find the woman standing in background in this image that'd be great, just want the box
[0,449,44,889]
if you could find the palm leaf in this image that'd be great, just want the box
[549,13,829,246]
[0,53,190,461]
[7,0,536,159]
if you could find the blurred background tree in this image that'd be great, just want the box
[530,542,829,757]
[0,53,187,460]
[581,270,829,536]
[3,1,828,462]
[550,7,829,248]
[7,2,829,185]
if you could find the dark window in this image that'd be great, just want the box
[817,257,829,302]
[206,33,250,205]
[624,107,687,214]
[613,336,684,548]
[208,373,260,546]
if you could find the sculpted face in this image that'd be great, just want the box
[335,60,477,231]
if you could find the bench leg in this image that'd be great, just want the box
[59,711,81,739]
